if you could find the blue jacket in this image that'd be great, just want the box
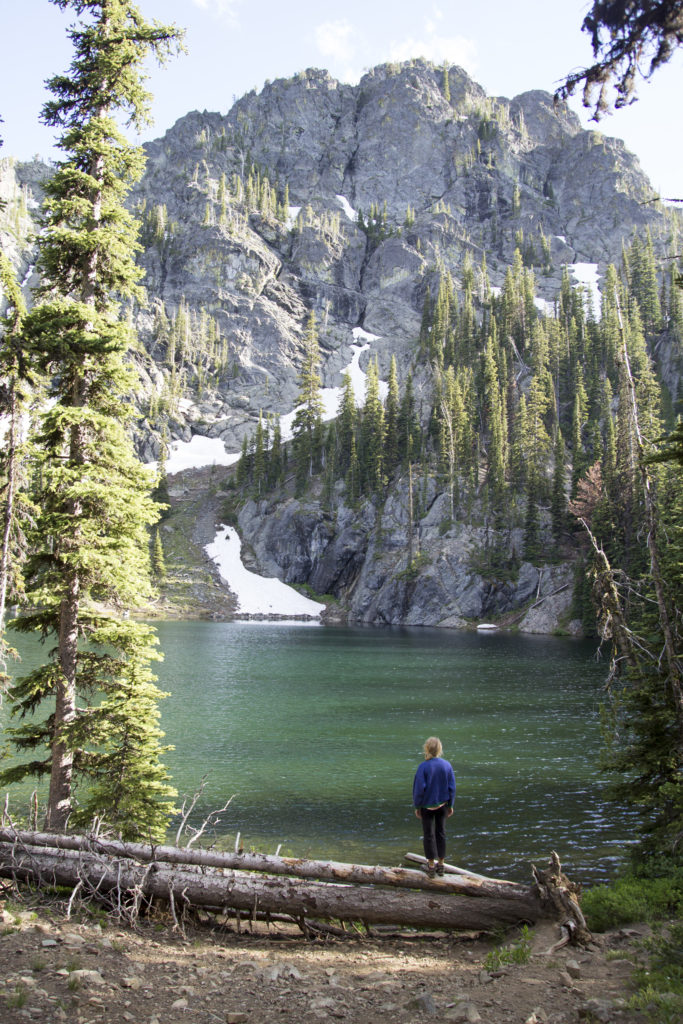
[413,756,456,809]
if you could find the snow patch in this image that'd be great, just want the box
[285,206,301,230]
[569,263,601,317]
[162,435,240,475]
[280,326,386,441]
[205,525,325,618]
[336,194,357,221]
[534,296,555,317]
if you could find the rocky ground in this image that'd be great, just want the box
[0,894,649,1024]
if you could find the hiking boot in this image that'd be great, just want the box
[436,863,445,876]
[421,864,436,878]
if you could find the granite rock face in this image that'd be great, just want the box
[237,486,575,631]
[2,60,680,631]
[121,59,675,457]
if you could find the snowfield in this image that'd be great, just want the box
[204,525,325,618]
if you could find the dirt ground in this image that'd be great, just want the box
[0,892,650,1024]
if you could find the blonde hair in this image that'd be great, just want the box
[423,736,443,759]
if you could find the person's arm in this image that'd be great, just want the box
[413,765,425,816]
[447,765,456,815]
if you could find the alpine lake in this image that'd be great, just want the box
[2,621,634,885]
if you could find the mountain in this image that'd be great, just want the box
[1,60,681,629]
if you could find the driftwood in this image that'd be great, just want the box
[0,829,587,936]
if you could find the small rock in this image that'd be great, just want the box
[171,998,188,1010]
[226,1014,248,1024]
[310,997,337,1010]
[565,958,581,979]
[445,1002,481,1023]
[578,999,616,1023]
[559,969,574,988]
[478,970,493,984]
[69,969,105,987]
[121,976,143,990]
[405,992,437,1015]
[41,939,58,948]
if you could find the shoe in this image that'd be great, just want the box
[421,864,436,878]
[436,863,445,876]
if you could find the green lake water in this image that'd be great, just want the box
[2,622,633,883]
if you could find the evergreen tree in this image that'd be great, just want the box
[292,311,324,492]
[0,256,30,631]
[334,372,356,477]
[384,355,400,474]
[482,337,507,508]
[397,371,421,464]
[1,0,182,836]
[360,357,385,492]
[151,528,166,583]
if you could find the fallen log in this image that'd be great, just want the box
[0,831,586,934]
[0,829,527,899]
[403,852,516,885]
[0,843,549,930]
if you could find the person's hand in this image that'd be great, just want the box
[446,807,454,817]
[414,808,422,818]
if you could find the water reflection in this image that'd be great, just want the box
[3,622,633,882]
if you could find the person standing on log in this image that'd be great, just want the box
[413,736,456,878]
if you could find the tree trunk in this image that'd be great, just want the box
[0,830,526,900]
[0,844,549,931]
[0,831,584,934]
[45,572,79,831]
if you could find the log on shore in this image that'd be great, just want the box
[0,829,526,899]
[0,842,549,930]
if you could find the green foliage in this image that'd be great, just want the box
[1,0,182,837]
[630,922,683,1024]
[582,871,683,932]
[484,925,533,970]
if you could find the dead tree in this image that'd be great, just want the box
[0,829,588,938]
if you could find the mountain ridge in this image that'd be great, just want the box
[1,58,680,631]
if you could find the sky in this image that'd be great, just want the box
[1,0,681,198]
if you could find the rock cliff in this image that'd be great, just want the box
[2,60,680,631]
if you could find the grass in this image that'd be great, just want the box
[484,924,533,971]
[629,922,683,1024]
[6,987,28,1008]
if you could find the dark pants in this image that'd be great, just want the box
[420,804,448,861]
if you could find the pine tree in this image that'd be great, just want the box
[335,371,356,477]
[292,311,324,492]
[360,357,385,492]
[151,528,166,582]
[0,254,37,689]
[1,0,182,836]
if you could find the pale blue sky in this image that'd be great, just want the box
[2,0,681,196]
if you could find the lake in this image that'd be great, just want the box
[2,621,632,884]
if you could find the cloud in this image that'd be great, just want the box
[389,31,478,75]
[314,19,356,64]
[192,0,241,26]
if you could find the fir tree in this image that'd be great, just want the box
[1,0,182,836]
[360,357,385,493]
[383,355,400,475]
[152,527,166,583]
[292,311,324,492]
